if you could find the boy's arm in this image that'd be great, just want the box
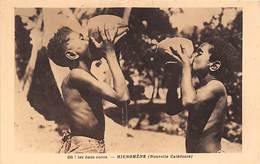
[181,68,225,107]
[70,29,129,107]
[105,45,129,102]
[69,68,128,107]
[169,47,225,108]
[180,62,196,107]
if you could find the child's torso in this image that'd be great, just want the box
[186,82,227,153]
[61,75,105,140]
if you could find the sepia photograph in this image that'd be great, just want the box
[13,7,243,154]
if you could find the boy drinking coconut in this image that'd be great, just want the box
[161,37,234,153]
[47,15,129,153]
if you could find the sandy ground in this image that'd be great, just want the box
[15,90,241,153]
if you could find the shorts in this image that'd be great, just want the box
[58,131,105,153]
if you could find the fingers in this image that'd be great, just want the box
[112,27,119,43]
[190,53,196,63]
[180,44,185,54]
[108,30,114,41]
[21,74,27,90]
[112,28,128,43]
[117,23,129,28]
[97,27,104,42]
[103,24,110,41]
[119,32,127,38]
[169,46,182,63]
[105,28,112,41]
[89,36,101,48]
[96,24,129,43]
[115,28,128,38]
[99,26,113,42]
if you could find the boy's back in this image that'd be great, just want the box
[186,79,227,153]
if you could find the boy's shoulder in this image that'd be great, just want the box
[61,69,88,85]
[67,68,92,81]
[64,68,98,88]
[62,69,92,92]
[204,79,227,96]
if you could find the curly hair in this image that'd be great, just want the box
[47,26,73,67]
[202,36,238,80]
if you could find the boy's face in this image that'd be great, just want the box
[192,42,214,72]
[66,31,89,57]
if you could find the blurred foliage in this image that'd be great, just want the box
[15,15,32,79]
[15,8,242,143]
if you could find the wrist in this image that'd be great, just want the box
[182,62,191,68]
[104,49,116,58]
[105,51,117,63]
[182,63,192,76]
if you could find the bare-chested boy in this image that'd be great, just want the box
[166,37,235,153]
[47,26,129,153]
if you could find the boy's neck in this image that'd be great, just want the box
[199,73,217,84]
[79,60,92,72]
[70,60,92,72]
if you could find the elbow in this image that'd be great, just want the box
[115,88,130,103]
[113,85,130,106]
[118,91,130,102]
[114,93,130,107]
[118,85,130,101]
[181,98,195,107]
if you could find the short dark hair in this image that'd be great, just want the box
[47,26,73,67]
[202,36,237,80]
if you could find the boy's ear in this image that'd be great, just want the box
[209,60,221,72]
[65,51,80,60]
